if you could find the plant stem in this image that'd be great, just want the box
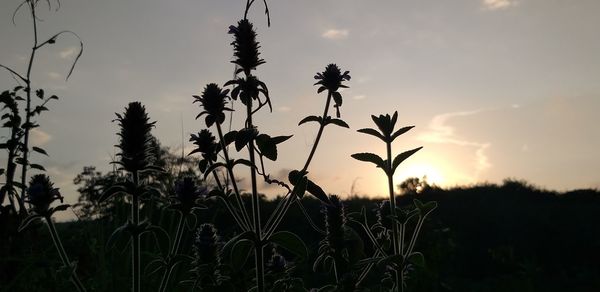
[215,122,252,230]
[45,215,87,292]
[132,171,140,292]
[158,213,186,292]
[302,91,332,172]
[19,0,40,215]
[264,91,333,238]
[386,141,401,292]
[246,100,265,292]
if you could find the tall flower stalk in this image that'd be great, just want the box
[352,112,436,291]
[100,102,164,292]
[157,177,206,292]
[18,174,87,291]
[0,0,82,213]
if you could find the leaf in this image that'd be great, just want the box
[35,89,44,99]
[50,204,70,215]
[270,231,308,260]
[331,91,343,106]
[49,95,59,100]
[291,176,307,199]
[408,252,425,268]
[235,128,257,151]
[325,118,349,128]
[233,159,254,169]
[351,153,387,172]
[255,134,278,161]
[414,199,437,217]
[223,130,238,147]
[298,115,322,126]
[29,164,46,171]
[18,214,44,232]
[106,221,131,251]
[391,147,423,174]
[306,179,330,204]
[32,146,48,156]
[357,128,385,142]
[390,126,415,142]
[98,183,128,203]
[203,162,226,179]
[270,135,292,145]
[230,239,254,270]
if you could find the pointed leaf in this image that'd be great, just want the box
[18,214,44,232]
[357,128,385,142]
[391,147,423,174]
[408,252,425,268]
[230,239,254,270]
[325,118,349,128]
[271,135,292,145]
[351,152,387,171]
[29,164,46,171]
[270,231,308,260]
[32,146,48,156]
[298,116,322,126]
[390,126,415,142]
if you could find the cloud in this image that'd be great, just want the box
[30,129,52,146]
[321,29,349,40]
[277,106,291,112]
[352,95,366,100]
[418,110,491,174]
[59,47,77,59]
[482,0,518,10]
[48,72,61,80]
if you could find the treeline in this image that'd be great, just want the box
[2,176,599,291]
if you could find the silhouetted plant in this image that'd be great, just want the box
[156,177,207,292]
[0,0,82,213]
[17,174,87,291]
[100,102,166,292]
[351,112,436,291]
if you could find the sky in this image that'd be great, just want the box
[1,0,600,220]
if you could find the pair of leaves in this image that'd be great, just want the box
[288,170,330,204]
[298,116,349,129]
[228,230,308,269]
[351,147,422,176]
[357,125,414,144]
[255,134,292,161]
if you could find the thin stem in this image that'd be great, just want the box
[264,91,334,238]
[209,161,249,231]
[19,0,40,215]
[246,100,265,292]
[158,213,186,292]
[45,215,87,292]
[386,140,401,292]
[215,122,252,230]
[302,91,332,172]
[132,171,140,292]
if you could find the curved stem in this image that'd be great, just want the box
[264,91,334,238]
[19,0,40,215]
[45,215,87,292]
[215,123,252,230]
[246,100,265,292]
[158,213,186,292]
[386,140,401,292]
[209,161,249,231]
[302,91,332,172]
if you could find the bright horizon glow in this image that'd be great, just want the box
[394,163,445,187]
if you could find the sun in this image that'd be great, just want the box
[393,163,445,187]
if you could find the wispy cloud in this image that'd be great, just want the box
[59,47,77,59]
[418,110,491,174]
[482,0,518,11]
[30,128,52,146]
[48,72,61,80]
[277,106,291,112]
[321,29,349,40]
[352,95,366,100]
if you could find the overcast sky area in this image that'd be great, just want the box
[1,0,600,220]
